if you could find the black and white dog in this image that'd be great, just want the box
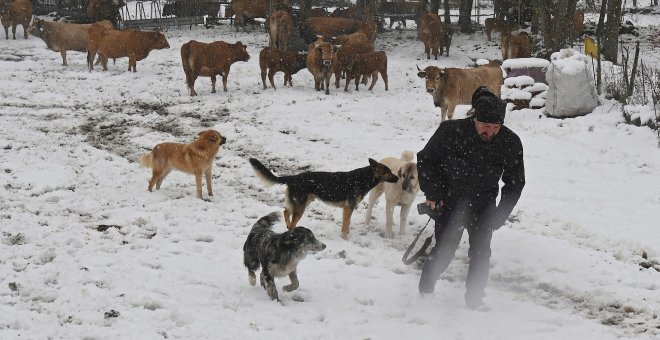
[243,212,326,301]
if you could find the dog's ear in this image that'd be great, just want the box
[368,158,378,167]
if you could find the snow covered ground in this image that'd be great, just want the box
[1,10,660,340]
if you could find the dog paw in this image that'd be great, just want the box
[283,284,298,292]
[248,276,256,286]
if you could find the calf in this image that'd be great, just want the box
[268,10,292,51]
[28,19,113,66]
[417,64,503,122]
[346,51,388,92]
[87,25,170,72]
[417,12,443,60]
[259,47,307,90]
[181,40,250,96]
[1,0,31,40]
[501,32,532,60]
[333,41,374,89]
[306,38,338,95]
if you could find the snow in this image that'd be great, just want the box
[1,12,660,340]
[504,75,535,88]
[526,83,549,93]
[530,97,546,108]
[550,49,592,76]
[502,58,551,69]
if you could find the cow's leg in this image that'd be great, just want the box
[260,67,267,89]
[222,72,228,92]
[447,103,457,120]
[439,105,448,122]
[381,70,388,91]
[129,56,137,72]
[205,168,213,196]
[187,74,198,96]
[268,69,276,90]
[3,25,8,39]
[353,74,359,91]
[334,70,341,89]
[323,73,330,95]
[22,23,28,39]
[12,24,17,40]
[211,75,217,93]
[87,50,94,71]
[345,72,353,92]
[368,71,378,91]
[60,50,67,66]
[424,42,430,60]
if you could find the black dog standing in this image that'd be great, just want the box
[243,212,326,301]
[416,86,525,309]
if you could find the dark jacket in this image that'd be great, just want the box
[417,118,525,229]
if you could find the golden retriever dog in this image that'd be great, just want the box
[139,130,226,199]
[364,151,420,238]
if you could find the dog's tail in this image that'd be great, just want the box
[249,158,288,186]
[138,153,153,168]
[251,211,281,231]
[400,150,414,163]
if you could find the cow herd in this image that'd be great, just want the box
[2,1,568,122]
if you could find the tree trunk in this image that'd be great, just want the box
[602,0,622,63]
[458,0,474,33]
[443,0,451,24]
[536,0,579,58]
[596,0,607,94]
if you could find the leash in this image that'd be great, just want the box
[402,217,435,265]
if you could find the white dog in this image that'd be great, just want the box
[364,151,421,238]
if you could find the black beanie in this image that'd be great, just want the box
[472,86,506,124]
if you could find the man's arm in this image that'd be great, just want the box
[417,123,450,203]
[485,133,526,229]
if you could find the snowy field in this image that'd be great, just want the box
[1,7,660,340]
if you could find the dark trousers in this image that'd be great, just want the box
[419,203,493,298]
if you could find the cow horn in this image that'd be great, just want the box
[416,65,421,71]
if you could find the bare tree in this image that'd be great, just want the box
[536,0,579,58]
[458,0,473,32]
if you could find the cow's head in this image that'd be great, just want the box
[233,41,250,62]
[150,31,170,50]
[315,42,338,67]
[417,65,444,94]
[27,17,48,37]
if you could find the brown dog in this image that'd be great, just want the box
[139,130,226,199]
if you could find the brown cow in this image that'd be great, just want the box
[87,0,124,28]
[303,17,377,44]
[268,9,292,51]
[259,47,307,90]
[417,13,443,60]
[28,19,113,66]
[87,25,170,72]
[306,38,338,95]
[417,64,503,122]
[333,30,370,46]
[332,40,374,89]
[231,0,289,31]
[484,17,517,41]
[1,0,31,40]
[501,32,532,60]
[181,40,250,96]
[346,51,388,92]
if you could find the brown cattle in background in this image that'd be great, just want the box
[259,47,307,90]
[347,51,388,92]
[303,17,377,44]
[268,9,292,51]
[1,0,32,40]
[417,13,443,60]
[332,40,374,89]
[484,17,517,41]
[87,0,124,28]
[232,0,289,31]
[181,40,250,96]
[28,19,112,66]
[501,32,532,60]
[417,64,503,122]
[87,25,170,72]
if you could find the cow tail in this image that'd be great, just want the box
[248,158,288,186]
[138,153,152,168]
[180,41,192,83]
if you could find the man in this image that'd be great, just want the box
[416,86,525,309]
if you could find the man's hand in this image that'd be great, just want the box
[425,200,444,210]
